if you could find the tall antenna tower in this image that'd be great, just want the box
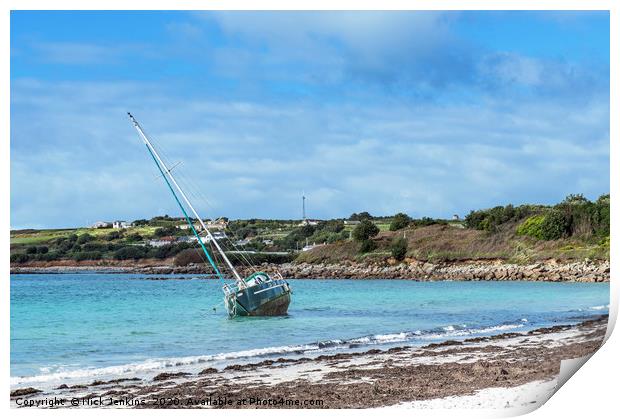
[302,191,306,222]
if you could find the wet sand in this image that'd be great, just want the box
[11,315,607,409]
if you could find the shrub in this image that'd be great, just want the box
[105,231,123,241]
[10,253,30,263]
[114,246,147,260]
[389,213,411,231]
[359,239,377,253]
[391,237,408,261]
[36,246,49,254]
[246,253,295,264]
[412,217,447,227]
[37,251,61,261]
[516,215,546,239]
[539,210,571,240]
[26,246,38,254]
[352,220,380,242]
[83,242,106,252]
[126,233,143,242]
[147,243,192,259]
[465,204,537,232]
[154,226,179,237]
[57,240,74,252]
[318,220,345,233]
[77,234,95,244]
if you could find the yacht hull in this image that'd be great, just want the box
[224,278,291,317]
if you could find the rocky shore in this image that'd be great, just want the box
[11,259,610,282]
[11,316,608,409]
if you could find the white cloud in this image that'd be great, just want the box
[10,78,609,228]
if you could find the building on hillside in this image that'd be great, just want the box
[298,219,320,226]
[175,223,203,232]
[344,220,361,225]
[203,231,227,242]
[206,218,228,230]
[112,220,133,229]
[177,235,197,243]
[235,238,251,246]
[148,236,177,247]
[92,221,111,229]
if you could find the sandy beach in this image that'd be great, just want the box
[11,315,607,409]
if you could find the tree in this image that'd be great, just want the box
[539,210,571,240]
[562,194,589,205]
[349,212,373,221]
[389,213,411,231]
[391,237,408,261]
[352,220,380,242]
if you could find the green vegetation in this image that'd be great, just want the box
[10,193,610,266]
[359,239,377,253]
[390,236,408,261]
[389,213,411,231]
[352,220,380,242]
[514,194,609,241]
[515,215,546,239]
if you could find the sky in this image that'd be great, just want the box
[10,11,610,229]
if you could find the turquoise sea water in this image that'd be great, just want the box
[11,274,609,388]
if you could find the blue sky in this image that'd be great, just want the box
[10,11,610,229]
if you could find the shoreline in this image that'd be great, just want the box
[10,259,610,282]
[11,315,608,409]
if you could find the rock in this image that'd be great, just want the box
[152,372,191,381]
[11,387,42,397]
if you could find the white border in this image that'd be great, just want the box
[3,2,616,419]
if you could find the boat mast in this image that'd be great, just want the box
[128,113,244,284]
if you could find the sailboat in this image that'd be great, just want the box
[128,113,292,317]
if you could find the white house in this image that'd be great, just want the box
[92,221,111,229]
[206,218,228,230]
[177,236,197,243]
[175,223,203,232]
[113,220,133,229]
[344,220,361,225]
[148,236,177,247]
[202,231,227,242]
[298,219,320,227]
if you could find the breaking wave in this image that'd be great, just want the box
[11,321,529,387]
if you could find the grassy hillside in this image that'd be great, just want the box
[296,222,609,265]
[298,194,610,264]
[10,194,609,266]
